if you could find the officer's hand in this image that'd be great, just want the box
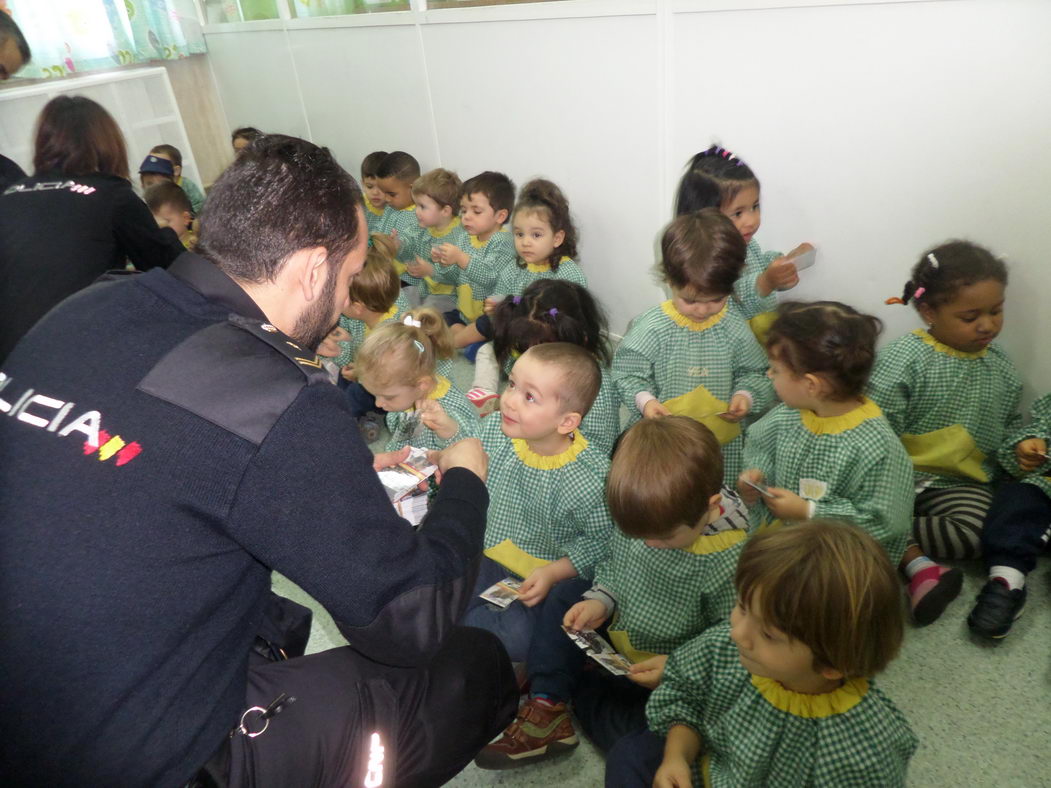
[428,438,488,483]
[373,447,411,472]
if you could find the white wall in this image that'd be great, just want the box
[203,0,1051,401]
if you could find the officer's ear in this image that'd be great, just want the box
[286,246,331,303]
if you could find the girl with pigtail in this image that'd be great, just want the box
[357,307,478,458]
[454,179,588,413]
[868,240,1022,626]
[674,145,813,338]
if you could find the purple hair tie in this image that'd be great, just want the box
[548,308,558,317]
[512,296,522,305]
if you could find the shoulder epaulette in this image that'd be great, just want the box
[137,315,331,444]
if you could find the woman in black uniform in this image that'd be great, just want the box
[0,95,183,362]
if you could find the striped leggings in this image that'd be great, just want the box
[911,484,994,560]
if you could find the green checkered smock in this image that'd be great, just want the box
[364,195,386,235]
[742,399,913,563]
[593,527,744,664]
[612,300,774,485]
[646,622,918,788]
[432,230,517,321]
[998,392,1051,498]
[735,238,781,320]
[478,413,613,580]
[491,256,587,296]
[406,218,465,299]
[330,292,410,369]
[868,329,1022,489]
[384,375,478,452]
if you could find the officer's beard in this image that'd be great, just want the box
[291,262,342,352]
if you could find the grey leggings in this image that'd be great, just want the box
[911,483,994,560]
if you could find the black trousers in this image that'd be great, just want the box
[981,481,1051,575]
[201,626,516,788]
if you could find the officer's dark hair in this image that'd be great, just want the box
[197,134,363,284]
[33,96,129,180]
[0,13,31,74]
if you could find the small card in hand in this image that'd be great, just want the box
[479,577,523,608]
[562,626,632,676]
[376,447,438,503]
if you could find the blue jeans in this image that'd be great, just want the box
[461,557,541,663]
[529,578,650,751]
[340,379,383,419]
[604,728,664,787]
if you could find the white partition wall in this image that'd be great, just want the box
[201,0,1051,398]
[0,68,205,196]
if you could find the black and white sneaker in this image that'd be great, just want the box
[967,580,1026,640]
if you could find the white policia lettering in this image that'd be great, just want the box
[2,180,97,197]
[0,372,101,446]
[364,732,385,787]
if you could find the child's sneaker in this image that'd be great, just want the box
[357,413,383,445]
[967,579,1026,639]
[908,563,963,625]
[467,387,499,417]
[474,697,577,769]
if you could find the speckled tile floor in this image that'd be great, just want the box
[273,356,1051,787]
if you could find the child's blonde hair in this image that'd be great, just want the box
[735,520,904,679]
[356,307,454,388]
[411,168,463,210]
[607,417,722,539]
[347,234,400,313]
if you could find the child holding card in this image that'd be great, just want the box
[738,301,914,564]
[357,308,477,455]
[613,209,774,485]
[476,417,746,769]
[870,241,1021,625]
[460,343,615,663]
[607,520,917,787]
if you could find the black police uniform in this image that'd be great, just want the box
[0,170,184,362]
[0,253,516,787]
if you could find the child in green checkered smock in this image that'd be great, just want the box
[429,171,518,324]
[671,144,813,343]
[490,280,622,454]
[460,343,614,663]
[373,151,426,290]
[475,417,746,771]
[432,230,517,322]
[360,150,389,235]
[401,168,466,312]
[356,307,476,455]
[612,212,773,486]
[607,521,917,788]
[869,241,1018,624]
[738,302,913,565]
[315,234,406,374]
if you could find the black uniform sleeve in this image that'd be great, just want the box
[111,185,184,270]
[225,382,487,667]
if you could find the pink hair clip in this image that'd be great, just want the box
[913,287,926,300]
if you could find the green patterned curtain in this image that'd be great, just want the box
[7,0,206,80]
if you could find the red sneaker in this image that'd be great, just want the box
[474,697,578,770]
